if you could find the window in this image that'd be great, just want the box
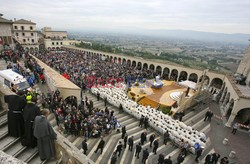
[23,39,26,42]
[60,42,63,45]
[4,79,10,87]
[30,26,33,30]
[56,42,58,45]
[32,39,34,43]
[16,33,18,36]
[21,26,24,30]
[31,33,33,36]
[22,33,25,36]
[27,38,29,41]
[14,26,17,29]
[52,42,54,45]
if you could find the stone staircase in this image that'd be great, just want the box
[46,91,215,164]
[0,83,57,164]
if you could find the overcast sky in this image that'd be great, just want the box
[1,0,250,34]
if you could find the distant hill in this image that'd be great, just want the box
[69,28,250,46]
[144,29,250,45]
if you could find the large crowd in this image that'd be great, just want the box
[1,47,231,163]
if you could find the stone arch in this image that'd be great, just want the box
[137,62,142,70]
[122,58,126,65]
[156,66,162,76]
[118,58,122,64]
[225,98,235,118]
[114,57,117,63]
[127,60,131,66]
[25,47,29,52]
[235,108,250,126]
[56,47,60,51]
[35,47,39,52]
[149,64,155,71]
[29,47,34,54]
[162,67,170,80]
[188,73,198,83]
[199,75,210,86]
[132,61,137,67]
[210,78,223,89]
[178,71,188,82]
[170,69,178,81]
[110,56,113,62]
[143,63,148,70]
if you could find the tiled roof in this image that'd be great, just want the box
[13,19,36,25]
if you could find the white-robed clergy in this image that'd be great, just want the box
[34,109,57,161]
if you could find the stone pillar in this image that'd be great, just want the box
[225,113,237,127]
[220,90,226,102]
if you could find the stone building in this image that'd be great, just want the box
[0,14,14,51]
[40,27,80,50]
[13,19,39,52]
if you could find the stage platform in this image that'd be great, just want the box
[128,80,196,108]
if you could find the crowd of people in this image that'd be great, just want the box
[2,48,56,161]
[1,47,233,163]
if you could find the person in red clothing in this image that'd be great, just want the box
[40,73,45,84]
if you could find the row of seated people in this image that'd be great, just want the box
[91,83,207,154]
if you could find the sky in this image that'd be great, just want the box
[1,0,250,34]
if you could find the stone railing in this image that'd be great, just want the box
[0,76,94,164]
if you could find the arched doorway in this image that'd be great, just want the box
[114,57,117,63]
[170,69,178,81]
[118,58,122,65]
[149,64,155,71]
[210,78,223,89]
[162,67,170,80]
[132,61,137,67]
[143,63,148,70]
[188,73,198,83]
[199,75,210,86]
[156,66,162,76]
[122,58,126,65]
[127,60,131,66]
[137,62,142,70]
[178,71,188,82]
[235,108,250,128]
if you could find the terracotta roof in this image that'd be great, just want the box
[13,19,36,25]
[0,17,12,24]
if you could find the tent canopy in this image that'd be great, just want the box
[179,80,197,90]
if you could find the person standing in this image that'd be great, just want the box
[128,136,134,151]
[124,133,128,148]
[97,92,100,101]
[104,97,107,106]
[95,136,105,154]
[212,152,220,164]
[153,139,159,154]
[22,96,41,147]
[142,148,149,164]
[139,116,144,127]
[163,131,169,145]
[33,109,57,161]
[135,143,142,159]
[115,141,123,157]
[111,152,117,164]
[82,139,88,155]
[144,117,149,129]
[195,147,203,162]
[179,111,184,122]
[164,156,172,164]
[149,134,155,147]
[208,111,213,122]
[232,123,239,134]
[204,111,210,121]
[176,152,185,164]
[157,153,164,164]
[4,91,26,137]
[122,126,126,139]
[140,131,147,145]
[205,153,213,164]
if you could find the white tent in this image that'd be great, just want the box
[179,80,197,90]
